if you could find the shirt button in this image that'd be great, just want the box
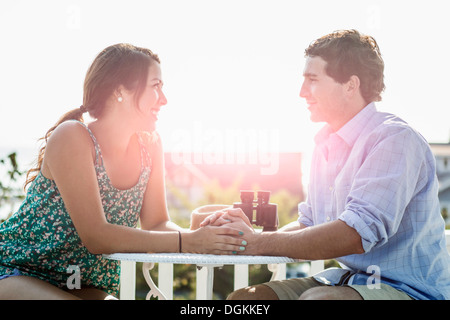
[326,216,331,221]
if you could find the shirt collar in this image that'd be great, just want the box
[314,102,377,147]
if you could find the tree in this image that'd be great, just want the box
[0,152,25,223]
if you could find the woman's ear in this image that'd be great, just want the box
[114,85,125,103]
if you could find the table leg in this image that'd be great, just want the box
[310,260,324,275]
[196,264,222,300]
[234,264,249,290]
[142,262,168,300]
[158,263,174,300]
[268,263,287,281]
[119,260,136,300]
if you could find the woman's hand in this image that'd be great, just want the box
[181,224,249,255]
[188,208,254,255]
[179,208,254,255]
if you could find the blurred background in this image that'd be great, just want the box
[1,0,449,299]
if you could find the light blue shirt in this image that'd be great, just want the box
[298,103,450,300]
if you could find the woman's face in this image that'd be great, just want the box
[136,62,167,130]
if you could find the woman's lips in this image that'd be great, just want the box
[151,108,160,120]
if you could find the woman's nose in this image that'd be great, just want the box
[159,90,167,106]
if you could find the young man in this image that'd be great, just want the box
[205,30,450,300]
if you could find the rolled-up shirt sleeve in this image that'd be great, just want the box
[298,200,313,227]
[338,126,431,253]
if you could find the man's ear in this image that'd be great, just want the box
[345,75,361,96]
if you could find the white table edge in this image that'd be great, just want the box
[103,252,302,265]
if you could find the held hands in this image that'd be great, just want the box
[193,208,255,255]
[200,208,253,229]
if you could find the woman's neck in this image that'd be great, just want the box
[88,117,136,159]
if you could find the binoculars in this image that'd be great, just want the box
[233,190,278,232]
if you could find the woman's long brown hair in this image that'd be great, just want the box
[24,43,160,189]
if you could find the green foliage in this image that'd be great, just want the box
[270,189,303,227]
[442,207,449,229]
[0,152,25,223]
[198,179,242,207]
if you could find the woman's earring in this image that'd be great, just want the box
[117,96,123,102]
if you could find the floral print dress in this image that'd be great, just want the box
[0,121,151,297]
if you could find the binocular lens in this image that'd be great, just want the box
[240,191,254,203]
[257,191,270,204]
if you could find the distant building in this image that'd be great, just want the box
[429,143,450,225]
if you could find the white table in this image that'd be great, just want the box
[103,253,302,300]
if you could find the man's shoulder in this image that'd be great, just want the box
[364,111,427,146]
[372,110,408,131]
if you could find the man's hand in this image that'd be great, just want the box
[200,208,253,228]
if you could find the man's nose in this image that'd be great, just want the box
[299,81,308,99]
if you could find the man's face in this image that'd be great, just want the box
[300,56,348,131]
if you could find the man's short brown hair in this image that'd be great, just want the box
[305,29,385,103]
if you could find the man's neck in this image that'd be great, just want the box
[329,100,369,132]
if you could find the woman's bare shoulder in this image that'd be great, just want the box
[43,121,95,174]
[47,121,92,151]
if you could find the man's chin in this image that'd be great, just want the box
[309,113,322,123]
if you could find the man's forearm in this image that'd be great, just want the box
[247,220,364,260]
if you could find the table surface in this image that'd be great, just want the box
[103,252,300,265]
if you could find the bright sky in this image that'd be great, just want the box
[1,0,450,166]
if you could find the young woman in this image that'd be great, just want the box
[0,43,246,300]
